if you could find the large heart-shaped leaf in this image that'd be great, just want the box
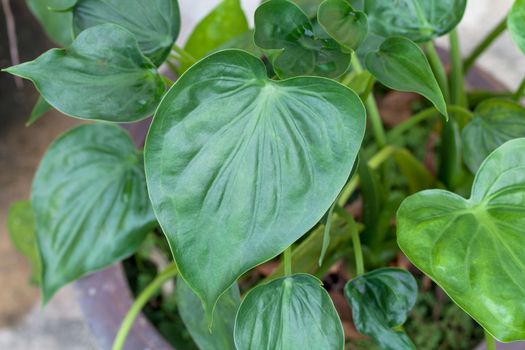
[318,0,368,50]
[363,0,467,43]
[176,277,239,350]
[344,268,417,350]
[234,274,344,350]
[3,24,165,122]
[365,37,447,118]
[33,124,157,301]
[397,138,525,342]
[254,0,351,79]
[73,0,180,66]
[462,99,525,174]
[26,0,73,46]
[508,0,525,54]
[181,0,248,71]
[145,49,365,318]
[7,201,42,284]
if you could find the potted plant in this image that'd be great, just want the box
[5,0,525,349]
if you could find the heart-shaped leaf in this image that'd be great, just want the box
[318,0,368,50]
[26,0,74,46]
[344,268,417,350]
[181,0,248,71]
[73,0,181,66]
[145,49,365,318]
[176,277,239,350]
[365,37,447,118]
[33,124,157,301]
[3,24,165,122]
[234,274,344,350]
[363,0,467,43]
[462,99,525,174]
[7,201,42,284]
[254,0,351,79]
[397,138,525,342]
[508,0,525,54]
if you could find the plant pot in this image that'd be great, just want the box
[74,58,518,350]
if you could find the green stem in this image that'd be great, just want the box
[283,246,292,276]
[161,75,174,87]
[334,205,364,276]
[165,59,179,76]
[484,330,496,350]
[426,42,450,102]
[112,263,178,350]
[513,77,525,101]
[172,45,197,65]
[463,17,507,73]
[449,29,467,108]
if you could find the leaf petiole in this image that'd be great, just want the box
[172,44,197,65]
[283,246,292,276]
[484,330,496,350]
[334,205,364,275]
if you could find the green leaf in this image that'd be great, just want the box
[365,37,448,118]
[176,277,239,350]
[363,0,467,42]
[318,0,368,50]
[4,24,165,122]
[509,0,525,54]
[72,0,180,66]
[234,274,344,350]
[7,201,42,284]
[462,99,525,174]
[145,49,365,318]
[254,0,352,79]
[48,0,77,10]
[397,138,525,342]
[393,148,436,194]
[33,124,157,301]
[344,268,417,350]
[26,0,73,46]
[27,96,53,126]
[290,0,324,17]
[182,0,248,71]
[216,30,264,58]
[318,201,336,266]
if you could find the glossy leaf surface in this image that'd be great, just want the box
[145,50,365,318]
[73,0,180,66]
[33,124,156,301]
[234,274,344,350]
[182,0,248,71]
[364,0,467,42]
[509,0,525,54]
[462,99,525,174]
[26,0,73,46]
[4,24,165,122]
[7,201,41,284]
[176,277,239,350]
[254,0,351,79]
[397,138,525,342]
[318,0,368,50]
[345,268,417,349]
[365,37,447,118]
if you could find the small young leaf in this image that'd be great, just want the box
[27,96,53,126]
[73,0,181,66]
[365,37,448,118]
[182,0,248,71]
[7,201,42,284]
[176,277,239,350]
[234,274,344,350]
[397,138,525,342]
[33,124,157,301]
[364,0,467,43]
[344,268,417,350]
[254,0,351,79]
[318,0,368,50]
[145,49,365,319]
[462,99,525,174]
[4,24,165,122]
[508,0,525,54]
[26,0,74,46]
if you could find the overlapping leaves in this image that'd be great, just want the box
[397,138,525,342]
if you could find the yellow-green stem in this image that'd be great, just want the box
[484,330,496,350]
[283,246,292,276]
[335,205,364,275]
[426,42,450,102]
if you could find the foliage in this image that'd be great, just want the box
[5,0,525,348]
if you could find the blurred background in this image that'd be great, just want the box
[0,0,522,349]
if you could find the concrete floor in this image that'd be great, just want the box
[0,0,522,349]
